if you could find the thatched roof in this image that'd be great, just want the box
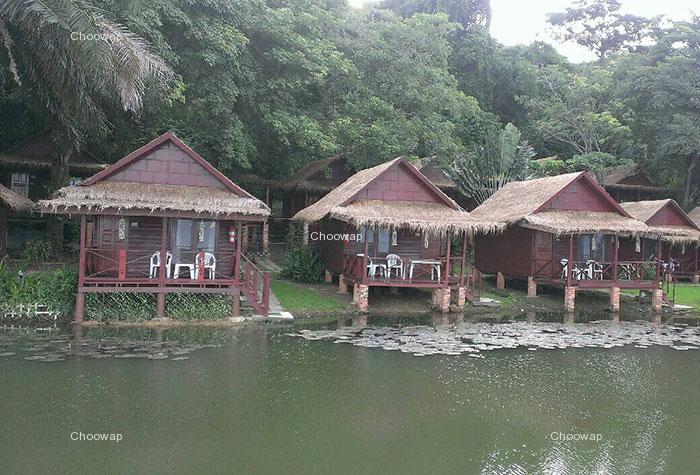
[599,164,666,192]
[39,182,269,218]
[39,132,269,218]
[293,157,499,234]
[0,184,34,213]
[330,200,499,234]
[470,172,583,223]
[280,156,351,193]
[0,134,106,174]
[521,210,656,236]
[416,156,457,190]
[620,199,700,244]
[688,206,700,227]
[470,172,665,237]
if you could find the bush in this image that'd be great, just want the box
[22,240,52,263]
[0,264,77,321]
[280,245,325,283]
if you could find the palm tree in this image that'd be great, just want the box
[0,0,172,144]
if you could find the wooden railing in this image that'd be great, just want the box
[533,258,662,282]
[341,254,477,290]
[239,253,270,316]
[81,246,269,316]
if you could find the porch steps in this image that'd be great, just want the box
[254,255,282,273]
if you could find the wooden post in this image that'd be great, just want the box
[197,250,205,281]
[567,235,573,287]
[118,249,126,281]
[443,231,451,288]
[362,227,369,285]
[656,237,662,281]
[159,218,167,284]
[75,216,87,323]
[459,233,467,287]
[234,222,242,283]
[262,272,270,315]
[613,235,619,282]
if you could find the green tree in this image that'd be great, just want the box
[614,18,700,207]
[547,0,659,65]
[379,0,492,29]
[520,65,632,158]
[448,123,534,205]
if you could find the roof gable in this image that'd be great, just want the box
[81,132,253,198]
[538,173,627,215]
[621,199,699,230]
[293,157,461,223]
[689,206,700,228]
[470,172,629,223]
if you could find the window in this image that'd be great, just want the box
[195,220,216,251]
[579,233,605,261]
[175,220,193,249]
[377,230,390,254]
[10,173,29,198]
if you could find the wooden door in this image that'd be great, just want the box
[533,231,553,278]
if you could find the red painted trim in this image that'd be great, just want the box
[80,131,256,199]
[338,157,462,210]
[535,172,631,217]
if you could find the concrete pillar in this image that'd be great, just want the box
[431,288,441,307]
[156,293,166,318]
[609,287,620,313]
[338,274,348,294]
[496,272,505,290]
[693,274,699,284]
[232,288,241,317]
[324,269,333,284]
[527,276,537,298]
[439,288,451,314]
[74,292,85,324]
[651,288,663,313]
[564,286,576,313]
[357,284,369,313]
[456,287,467,309]
[262,222,269,253]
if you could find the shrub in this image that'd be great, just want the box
[0,265,77,321]
[280,245,324,283]
[22,240,52,263]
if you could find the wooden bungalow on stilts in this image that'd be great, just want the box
[470,172,673,313]
[619,199,700,282]
[292,157,500,313]
[39,132,271,320]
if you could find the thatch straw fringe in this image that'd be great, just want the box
[620,199,674,223]
[0,184,34,213]
[329,200,503,236]
[520,211,669,238]
[620,200,700,244]
[39,182,269,217]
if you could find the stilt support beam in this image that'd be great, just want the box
[527,276,537,298]
[609,287,620,313]
[496,272,505,290]
[564,286,576,313]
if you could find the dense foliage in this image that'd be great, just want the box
[0,264,77,320]
[0,0,697,207]
[280,245,325,284]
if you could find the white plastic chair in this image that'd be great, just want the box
[560,258,568,280]
[149,251,172,279]
[587,260,603,280]
[195,252,216,279]
[385,254,404,279]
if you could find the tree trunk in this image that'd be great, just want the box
[684,155,698,209]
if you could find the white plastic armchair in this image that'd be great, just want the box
[149,251,173,279]
[195,252,217,280]
[385,254,404,279]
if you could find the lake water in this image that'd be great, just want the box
[1,315,699,474]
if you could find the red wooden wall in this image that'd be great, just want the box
[646,205,694,228]
[106,141,226,189]
[540,177,618,212]
[352,163,443,203]
[475,227,534,278]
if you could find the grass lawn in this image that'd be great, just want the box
[668,284,700,309]
[269,276,346,313]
